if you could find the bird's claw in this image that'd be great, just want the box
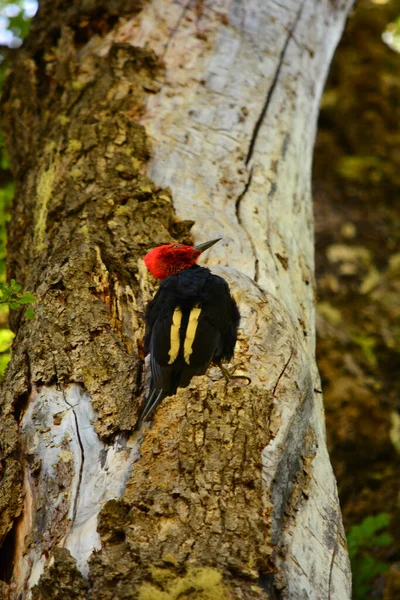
[219,364,251,385]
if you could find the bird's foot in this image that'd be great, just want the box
[219,364,251,385]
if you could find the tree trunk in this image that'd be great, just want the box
[0,1,353,598]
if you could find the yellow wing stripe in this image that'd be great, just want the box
[168,307,183,364]
[184,305,202,364]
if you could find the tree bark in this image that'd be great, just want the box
[0,1,353,598]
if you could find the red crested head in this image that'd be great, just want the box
[144,243,200,280]
[144,238,221,280]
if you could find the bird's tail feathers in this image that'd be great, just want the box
[136,388,166,428]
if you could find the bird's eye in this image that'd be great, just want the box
[172,244,183,248]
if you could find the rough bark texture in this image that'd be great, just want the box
[0,1,352,599]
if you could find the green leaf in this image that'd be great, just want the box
[348,513,392,600]
[0,328,14,352]
[373,532,393,547]
[9,302,20,310]
[348,513,390,554]
[0,289,11,302]
[9,280,21,292]
[8,11,31,40]
[25,308,35,320]
[18,292,36,304]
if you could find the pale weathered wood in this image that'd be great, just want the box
[0,1,353,598]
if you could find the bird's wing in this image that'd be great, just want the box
[181,306,222,369]
[144,276,179,354]
[202,274,240,361]
[136,352,174,427]
[149,342,174,389]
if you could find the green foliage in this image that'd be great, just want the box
[6,6,32,40]
[0,1,37,376]
[0,0,35,48]
[351,334,377,367]
[0,319,13,376]
[348,513,393,600]
[0,279,35,319]
[0,180,13,277]
[337,155,384,183]
[0,131,10,169]
[0,0,36,184]
[383,16,400,54]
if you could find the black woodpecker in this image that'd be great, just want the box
[137,238,240,424]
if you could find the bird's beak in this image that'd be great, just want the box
[193,238,222,253]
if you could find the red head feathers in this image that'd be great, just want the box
[144,238,221,280]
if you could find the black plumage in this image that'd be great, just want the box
[138,265,240,424]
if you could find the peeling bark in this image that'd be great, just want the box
[0,1,352,598]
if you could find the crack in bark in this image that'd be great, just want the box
[254,258,259,282]
[245,0,306,166]
[290,554,308,578]
[162,0,193,58]
[234,167,260,281]
[13,351,32,422]
[272,349,294,398]
[235,167,253,223]
[328,531,338,599]
[50,345,84,524]
[270,0,290,10]
[63,393,85,527]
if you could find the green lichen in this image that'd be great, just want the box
[58,115,70,125]
[131,157,141,170]
[157,192,173,204]
[67,139,82,153]
[77,224,90,242]
[140,183,153,195]
[71,80,85,91]
[162,554,179,566]
[44,140,56,154]
[70,169,83,180]
[34,162,57,252]
[138,567,229,600]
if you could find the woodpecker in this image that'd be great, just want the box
[138,238,240,424]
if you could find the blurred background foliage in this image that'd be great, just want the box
[0,0,36,375]
[0,0,399,597]
[313,0,400,597]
